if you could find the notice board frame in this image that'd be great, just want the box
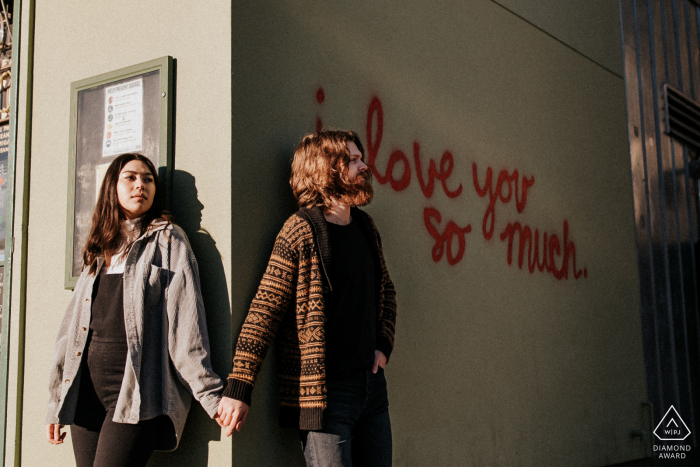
[65,56,173,289]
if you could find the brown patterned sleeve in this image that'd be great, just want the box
[223,229,299,405]
[367,216,398,362]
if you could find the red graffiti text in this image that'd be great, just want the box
[424,208,472,265]
[316,90,587,279]
[472,163,535,240]
[499,220,587,279]
[367,97,463,198]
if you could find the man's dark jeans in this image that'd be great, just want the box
[299,367,392,467]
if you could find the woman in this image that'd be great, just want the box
[46,153,223,467]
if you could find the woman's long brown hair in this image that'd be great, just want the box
[82,153,170,274]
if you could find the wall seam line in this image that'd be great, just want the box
[490,0,624,79]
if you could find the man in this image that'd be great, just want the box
[218,130,397,466]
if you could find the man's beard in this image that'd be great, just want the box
[338,171,374,207]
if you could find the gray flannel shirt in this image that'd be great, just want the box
[46,221,223,449]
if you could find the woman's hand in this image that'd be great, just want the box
[46,424,66,445]
[217,397,249,437]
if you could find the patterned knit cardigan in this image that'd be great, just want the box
[223,206,397,430]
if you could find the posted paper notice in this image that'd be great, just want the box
[103,78,143,157]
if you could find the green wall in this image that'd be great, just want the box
[493,0,623,76]
[230,0,646,466]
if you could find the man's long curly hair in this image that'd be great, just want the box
[82,153,170,274]
[290,130,372,208]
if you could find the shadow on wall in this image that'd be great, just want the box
[229,143,307,466]
[149,170,232,467]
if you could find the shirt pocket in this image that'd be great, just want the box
[144,264,165,311]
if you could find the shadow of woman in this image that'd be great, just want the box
[226,143,306,466]
[149,170,232,467]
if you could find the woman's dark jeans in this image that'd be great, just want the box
[300,367,392,467]
[71,337,173,467]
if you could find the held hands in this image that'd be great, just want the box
[215,396,249,436]
[215,353,386,435]
[45,423,66,445]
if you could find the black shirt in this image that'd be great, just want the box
[324,218,377,377]
[90,273,127,343]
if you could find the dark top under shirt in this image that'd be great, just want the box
[90,273,127,343]
[325,218,377,377]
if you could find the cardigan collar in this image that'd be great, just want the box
[297,206,381,294]
[298,206,333,292]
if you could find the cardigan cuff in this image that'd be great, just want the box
[222,378,254,406]
[376,337,394,363]
[279,406,325,431]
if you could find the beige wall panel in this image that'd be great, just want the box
[22,1,232,466]
[231,0,645,466]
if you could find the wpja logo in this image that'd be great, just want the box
[653,406,692,460]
